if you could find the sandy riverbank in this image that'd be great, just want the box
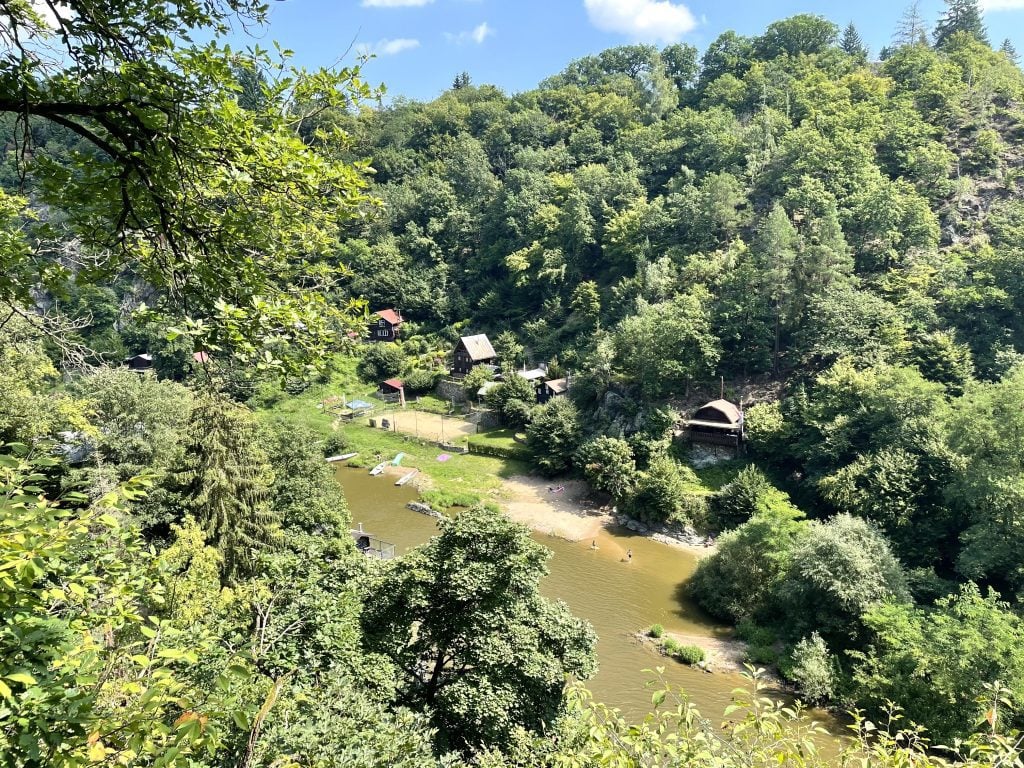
[498,474,717,556]
[499,475,609,540]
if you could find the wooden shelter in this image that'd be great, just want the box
[380,377,406,407]
[123,353,153,372]
[451,333,497,376]
[684,399,744,449]
[540,377,569,404]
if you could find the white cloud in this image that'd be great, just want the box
[471,21,493,43]
[357,37,421,56]
[445,21,494,45]
[982,0,1024,10]
[583,0,697,42]
[362,0,434,7]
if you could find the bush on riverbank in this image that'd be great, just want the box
[648,623,664,639]
[661,638,706,665]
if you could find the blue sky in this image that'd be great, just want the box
[251,0,1024,100]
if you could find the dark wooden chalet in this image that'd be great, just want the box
[123,353,153,372]
[452,334,497,376]
[684,399,744,449]
[369,309,403,342]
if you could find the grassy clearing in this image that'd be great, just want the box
[256,363,528,508]
[332,423,528,508]
[467,428,534,460]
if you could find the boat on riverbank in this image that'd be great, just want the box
[326,452,358,463]
[369,461,388,476]
[396,469,419,486]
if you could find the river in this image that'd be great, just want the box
[336,465,784,720]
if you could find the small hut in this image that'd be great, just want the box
[123,353,153,372]
[540,376,570,404]
[684,399,744,449]
[380,377,406,407]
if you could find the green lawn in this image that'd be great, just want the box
[256,362,528,509]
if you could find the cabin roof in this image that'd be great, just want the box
[124,353,152,362]
[382,377,404,390]
[691,399,742,425]
[374,309,403,325]
[517,368,546,381]
[459,334,497,361]
[545,377,569,394]
[193,351,210,363]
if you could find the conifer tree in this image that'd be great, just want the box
[894,1,929,47]
[178,396,279,581]
[1002,38,1019,63]
[934,0,988,48]
[841,22,869,61]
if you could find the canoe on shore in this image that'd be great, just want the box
[369,461,388,476]
[395,469,419,486]
[325,452,358,463]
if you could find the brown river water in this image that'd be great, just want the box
[336,466,844,735]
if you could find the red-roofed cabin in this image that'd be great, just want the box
[370,309,403,342]
[379,377,406,407]
[192,351,211,364]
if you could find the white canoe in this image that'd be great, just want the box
[369,461,388,476]
[395,469,419,486]
[326,452,358,463]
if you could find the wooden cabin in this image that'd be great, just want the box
[684,399,744,449]
[380,377,406,407]
[540,377,569,404]
[369,309,403,342]
[451,334,497,376]
[123,353,153,372]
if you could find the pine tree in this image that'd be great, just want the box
[452,71,471,90]
[1002,38,1019,63]
[934,0,988,48]
[178,396,279,582]
[840,22,869,61]
[894,1,929,48]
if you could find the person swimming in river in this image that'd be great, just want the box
[625,549,632,562]
[590,539,598,550]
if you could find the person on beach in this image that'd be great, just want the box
[590,540,598,550]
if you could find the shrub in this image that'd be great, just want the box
[787,632,835,704]
[735,619,776,648]
[661,637,680,655]
[403,368,440,395]
[671,644,706,665]
[648,624,664,639]
[322,433,350,458]
[358,344,405,382]
[745,644,778,666]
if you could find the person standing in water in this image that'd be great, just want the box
[626,549,632,562]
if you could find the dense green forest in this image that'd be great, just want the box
[6,0,1024,764]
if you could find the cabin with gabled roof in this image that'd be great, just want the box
[369,309,403,342]
[452,333,497,376]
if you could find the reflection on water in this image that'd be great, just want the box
[338,466,749,718]
[337,465,844,739]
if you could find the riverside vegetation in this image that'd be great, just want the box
[4,0,1024,765]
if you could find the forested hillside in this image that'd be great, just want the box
[5,0,1024,765]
